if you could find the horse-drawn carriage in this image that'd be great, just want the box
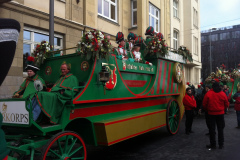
[0,29,189,160]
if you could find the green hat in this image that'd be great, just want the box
[145,26,154,36]
[156,32,164,39]
[134,37,143,47]
[116,32,124,43]
[127,32,135,40]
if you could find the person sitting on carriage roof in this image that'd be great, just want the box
[125,32,135,52]
[34,63,78,124]
[13,64,46,99]
[132,37,152,66]
[114,32,128,60]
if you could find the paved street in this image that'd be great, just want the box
[87,105,240,160]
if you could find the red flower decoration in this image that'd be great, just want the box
[27,56,34,62]
[198,85,201,88]
[187,82,190,85]
[200,82,203,85]
[214,78,219,83]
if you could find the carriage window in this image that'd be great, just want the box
[23,27,63,72]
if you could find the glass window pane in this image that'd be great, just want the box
[111,4,115,20]
[156,10,158,17]
[156,19,159,32]
[149,15,150,25]
[23,44,31,55]
[104,1,109,17]
[34,32,49,43]
[133,11,137,25]
[23,30,31,40]
[151,7,154,15]
[151,16,154,27]
[98,0,102,14]
[133,1,137,9]
[54,37,61,46]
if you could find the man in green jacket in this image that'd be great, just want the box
[35,63,79,124]
[13,65,45,121]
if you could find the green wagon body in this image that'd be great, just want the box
[0,52,186,159]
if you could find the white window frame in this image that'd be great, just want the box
[173,0,179,18]
[98,0,118,23]
[193,36,198,55]
[173,30,179,50]
[193,8,198,28]
[131,0,137,27]
[149,3,160,33]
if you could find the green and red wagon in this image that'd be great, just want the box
[0,50,186,159]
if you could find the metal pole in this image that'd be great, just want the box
[49,0,54,50]
[210,29,212,73]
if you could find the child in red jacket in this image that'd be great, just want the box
[183,87,197,135]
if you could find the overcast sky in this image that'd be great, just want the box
[200,0,240,31]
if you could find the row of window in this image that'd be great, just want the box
[201,31,240,43]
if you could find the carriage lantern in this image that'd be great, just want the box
[99,66,110,85]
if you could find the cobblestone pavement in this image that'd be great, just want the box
[87,105,240,160]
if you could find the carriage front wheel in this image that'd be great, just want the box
[166,99,180,135]
[41,131,87,160]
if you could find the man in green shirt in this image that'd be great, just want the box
[36,63,79,124]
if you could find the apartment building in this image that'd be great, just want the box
[0,0,201,98]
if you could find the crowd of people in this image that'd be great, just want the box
[183,80,240,150]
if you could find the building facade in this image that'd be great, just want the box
[170,0,201,85]
[201,25,240,81]
[0,0,201,98]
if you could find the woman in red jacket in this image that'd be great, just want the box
[183,87,197,135]
[203,82,229,149]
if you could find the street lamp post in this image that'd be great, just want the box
[209,28,217,73]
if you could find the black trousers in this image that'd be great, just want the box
[208,114,225,146]
[185,110,194,132]
[205,112,210,130]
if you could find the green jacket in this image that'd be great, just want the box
[0,113,9,160]
[36,73,78,124]
[14,74,46,99]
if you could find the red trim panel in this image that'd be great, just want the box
[97,124,166,146]
[70,98,171,119]
[124,80,147,87]
[73,93,179,104]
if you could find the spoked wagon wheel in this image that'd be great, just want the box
[166,99,180,135]
[41,131,87,160]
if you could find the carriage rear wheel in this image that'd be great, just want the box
[166,99,180,135]
[41,131,87,160]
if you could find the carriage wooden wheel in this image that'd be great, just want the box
[166,99,180,135]
[41,131,87,160]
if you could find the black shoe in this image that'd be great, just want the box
[205,133,210,136]
[219,145,224,149]
[189,131,194,133]
[185,132,190,135]
[206,144,216,149]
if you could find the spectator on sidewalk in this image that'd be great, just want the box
[233,86,240,129]
[203,82,229,149]
[183,87,197,135]
[223,84,230,114]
